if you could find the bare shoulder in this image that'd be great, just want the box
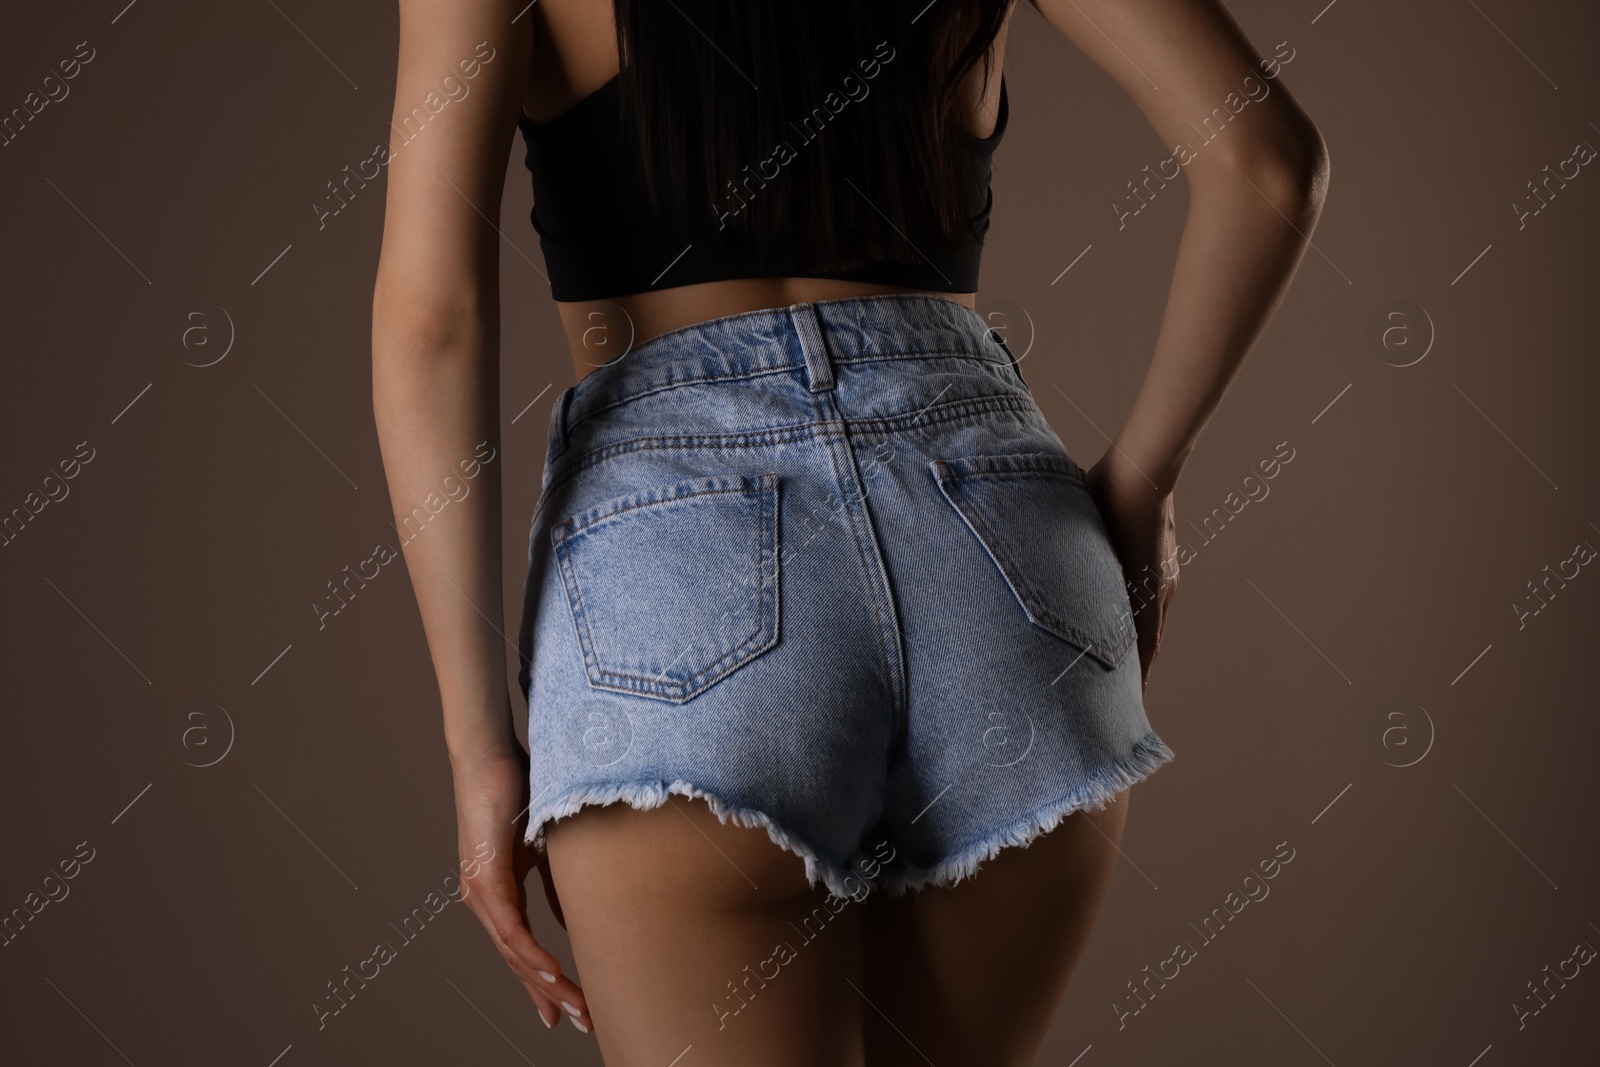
[375,0,534,309]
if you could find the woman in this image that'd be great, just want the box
[372,0,1327,1062]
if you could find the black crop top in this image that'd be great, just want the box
[515,73,1008,302]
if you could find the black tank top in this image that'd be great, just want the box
[515,73,1008,302]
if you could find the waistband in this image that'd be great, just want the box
[553,293,1021,449]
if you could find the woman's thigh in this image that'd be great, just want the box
[860,790,1131,1067]
[545,795,867,1067]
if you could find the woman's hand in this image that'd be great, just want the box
[452,743,594,1034]
[1083,452,1179,690]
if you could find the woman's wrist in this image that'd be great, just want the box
[1103,437,1186,500]
[445,708,524,771]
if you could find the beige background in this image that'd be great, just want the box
[2,0,1597,1063]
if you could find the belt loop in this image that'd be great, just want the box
[547,384,573,465]
[990,328,1027,389]
[791,302,835,393]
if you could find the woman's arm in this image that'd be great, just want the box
[1030,0,1330,682]
[372,0,590,1033]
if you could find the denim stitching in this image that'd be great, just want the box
[553,475,780,700]
[552,527,605,690]
[931,465,1134,669]
[536,423,827,526]
[843,394,1039,438]
[535,394,1039,525]
[560,510,772,699]
[938,458,1088,485]
[566,364,797,435]
[942,486,1125,667]
[559,508,772,700]
[826,411,911,763]
[563,351,1013,438]
[761,472,781,677]
[796,371,906,751]
[559,481,758,538]
[834,350,1011,373]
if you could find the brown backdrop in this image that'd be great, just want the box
[3,1,1596,1063]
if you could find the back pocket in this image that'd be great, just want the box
[551,472,781,703]
[930,453,1135,670]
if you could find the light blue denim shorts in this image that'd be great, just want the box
[515,293,1174,899]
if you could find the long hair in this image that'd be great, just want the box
[612,0,1011,272]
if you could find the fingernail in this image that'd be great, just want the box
[541,1012,554,1029]
[569,1014,590,1033]
[538,970,556,983]
[561,1000,581,1017]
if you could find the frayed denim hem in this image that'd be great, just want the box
[523,779,866,902]
[875,731,1177,899]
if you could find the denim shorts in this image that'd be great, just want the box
[514,293,1174,900]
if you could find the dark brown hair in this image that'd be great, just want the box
[612,0,1011,271]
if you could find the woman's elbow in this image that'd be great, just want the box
[371,284,487,365]
[1232,114,1331,219]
